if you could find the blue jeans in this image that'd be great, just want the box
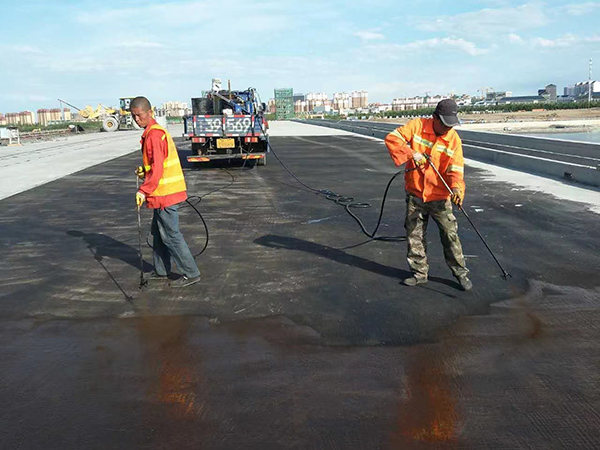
[151,204,200,278]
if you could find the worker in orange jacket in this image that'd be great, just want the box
[384,99,472,291]
[132,96,201,288]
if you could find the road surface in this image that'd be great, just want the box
[1,122,600,449]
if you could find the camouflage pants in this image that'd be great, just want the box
[404,193,469,280]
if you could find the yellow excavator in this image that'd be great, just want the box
[58,98,141,132]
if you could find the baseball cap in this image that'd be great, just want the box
[434,99,460,127]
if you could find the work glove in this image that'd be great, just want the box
[136,191,146,209]
[412,151,427,167]
[451,188,463,207]
[135,166,145,180]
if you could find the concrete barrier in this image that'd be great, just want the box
[458,130,600,188]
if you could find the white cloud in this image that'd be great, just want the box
[562,2,600,16]
[368,81,442,99]
[508,33,524,44]
[112,41,167,49]
[75,0,289,29]
[0,45,43,54]
[354,30,385,40]
[416,2,549,38]
[364,38,488,58]
[530,34,600,48]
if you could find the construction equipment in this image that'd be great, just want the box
[183,79,269,165]
[101,97,141,132]
[58,98,141,132]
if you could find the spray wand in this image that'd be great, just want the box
[136,176,148,289]
[424,153,511,280]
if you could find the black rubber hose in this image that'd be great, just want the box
[258,122,407,242]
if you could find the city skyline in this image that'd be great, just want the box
[1,0,599,113]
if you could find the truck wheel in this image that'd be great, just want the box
[102,116,119,132]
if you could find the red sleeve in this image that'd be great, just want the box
[139,130,167,196]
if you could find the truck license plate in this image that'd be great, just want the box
[216,138,235,149]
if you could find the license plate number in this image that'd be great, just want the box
[216,138,235,149]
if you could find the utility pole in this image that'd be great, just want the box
[59,99,65,121]
[589,58,593,103]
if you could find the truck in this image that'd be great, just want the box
[183,80,269,165]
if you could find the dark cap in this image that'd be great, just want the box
[434,99,460,127]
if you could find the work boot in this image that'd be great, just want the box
[403,276,428,287]
[147,271,168,281]
[170,275,201,288]
[456,275,473,291]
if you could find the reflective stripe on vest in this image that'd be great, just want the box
[142,124,187,197]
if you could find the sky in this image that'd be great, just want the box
[1,0,600,112]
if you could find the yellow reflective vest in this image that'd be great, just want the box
[142,123,187,198]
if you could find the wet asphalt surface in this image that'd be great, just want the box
[2,132,600,449]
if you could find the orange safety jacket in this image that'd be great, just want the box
[384,118,465,202]
[141,122,187,209]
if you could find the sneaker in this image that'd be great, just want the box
[403,276,428,287]
[147,271,168,281]
[170,275,201,288]
[456,275,473,291]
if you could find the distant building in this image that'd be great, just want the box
[4,111,34,126]
[294,99,308,114]
[37,108,63,126]
[332,92,351,111]
[0,114,6,126]
[538,84,557,102]
[564,85,576,97]
[368,103,392,114]
[306,92,328,112]
[6,113,19,125]
[293,93,305,103]
[496,95,546,105]
[484,91,512,102]
[392,95,450,111]
[19,111,34,125]
[351,91,368,108]
[274,88,295,120]
[573,80,600,99]
[161,101,189,117]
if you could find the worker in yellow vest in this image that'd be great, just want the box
[132,96,201,288]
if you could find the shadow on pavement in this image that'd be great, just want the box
[254,233,462,293]
[67,230,151,270]
[254,234,407,280]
